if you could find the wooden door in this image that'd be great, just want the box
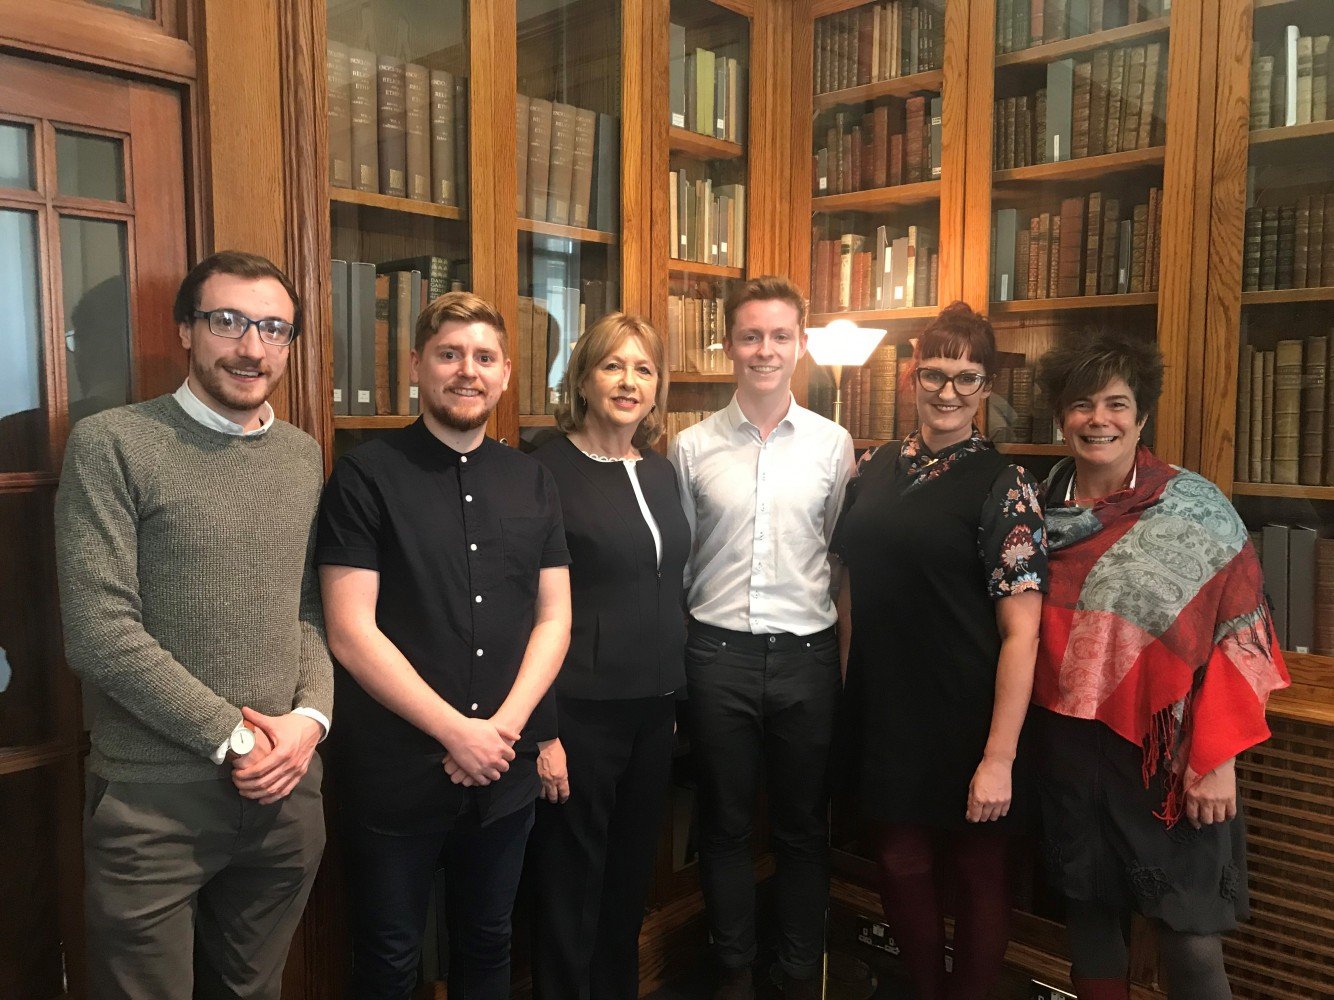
[0,53,188,1000]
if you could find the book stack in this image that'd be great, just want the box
[810,221,939,313]
[669,165,746,267]
[329,256,469,417]
[1235,331,1334,486]
[987,362,1046,444]
[516,275,617,416]
[327,43,468,206]
[1250,27,1332,130]
[517,95,619,232]
[992,41,1166,167]
[813,95,943,195]
[666,410,715,443]
[814,2,944,95]
[1257,523,1323,654]
[836,342,900,441]
[995,0,1169,55]
[667,282,732,375]
[990,188,1163,301]
[668,26,746,142]
[1242,192,1334,292]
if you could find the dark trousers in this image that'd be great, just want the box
[83,758,325,1000]
[685,621,841,979]
[344,798,535,1000]
[532,695,676,1000]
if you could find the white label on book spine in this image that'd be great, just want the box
[721,241,728,254]
[716,117,725,132]
[410,386,419,399]
[357,389,371,403]
[333,389,343,403]
[819,177,827,191]
[672,113,685,128]
[1000,275,1009,300]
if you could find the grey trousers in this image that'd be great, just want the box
[83,755,325,1000]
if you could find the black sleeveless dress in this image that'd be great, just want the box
[832,435,1047,832]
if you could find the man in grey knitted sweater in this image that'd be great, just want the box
[54,251,333,1000]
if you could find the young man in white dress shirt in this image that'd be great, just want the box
[669,276,855,1000]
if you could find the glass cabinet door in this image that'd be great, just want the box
[515,0,623,446]
[807,0,951,446]
[661,0,751,446]
[985,1,1174,473]
[326,0,472,445]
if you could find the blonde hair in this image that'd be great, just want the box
[724,274,808,341]
[556,313,670,448]
[414,291,507,355]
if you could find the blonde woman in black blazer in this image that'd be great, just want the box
[530,313,690,1000]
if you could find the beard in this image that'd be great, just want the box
[191,353,272,413]
[423,388,492,431]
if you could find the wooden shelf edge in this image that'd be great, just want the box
[669,372,735,383]
[0,471,60,490]
[990,292,1158,313]
[996,442,1070,455]
[1250,120,1334,147]
[334,415,417,430]
[812,179,941,213]
[518,414,557,427]
[808,307,938,323]
[1231,482,1334,500]
[994,146,1165,183]
[1268,687,1334,726]
[0,739,79,777]
[812,68,944,110]
[518,217,618,244]
[1242,286,1334,305]
[669,259,745,278]
[330,187,463,221]
[994,16,1171,70]
[668,126,744,161]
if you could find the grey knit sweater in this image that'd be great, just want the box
[54,395,334,782]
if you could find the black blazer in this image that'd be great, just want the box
[534,434,690,700]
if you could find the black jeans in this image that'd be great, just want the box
[532,695,676,1000]
[685,621,841,979]
[343,798,535,1000]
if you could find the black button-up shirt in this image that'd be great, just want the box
[317,419,569,832]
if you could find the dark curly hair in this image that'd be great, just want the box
[914,301,998,375]
[1035,328,1164,421]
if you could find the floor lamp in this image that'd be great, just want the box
[805,319,888,428]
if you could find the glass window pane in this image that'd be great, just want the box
[0,123,35,190]
[56,131,126,202]
[90,0,154,16]
[60,218,132,424]
[0,209,48,473]
[0,490,58,750]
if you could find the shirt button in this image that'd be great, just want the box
[470,702,479,711]
[476,648,484,657]
[769,636,777,644]
[465,494,473,502]
[461,456,468,463]
[475,595,483,603]
[469,543,477,551]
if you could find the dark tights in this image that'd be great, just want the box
[1065,899,1233,1000]
[870,822,1014,1000]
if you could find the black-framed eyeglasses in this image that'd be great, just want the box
[915,367,990,396]
[193,308,298,347]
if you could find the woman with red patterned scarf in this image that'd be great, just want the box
[1033,331,1289,1000]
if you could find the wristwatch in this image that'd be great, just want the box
[228,722,255,757]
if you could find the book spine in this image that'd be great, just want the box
[327,41,353,188]
[330,259,350,415]
[1274,338,1303,485]
[404,64,430,202]
[431,71,457,207]
[1301,335,1327,486]
[349,262,376,415]
[546,102,577,225]
[376,56,407,198]
[347,47,379,193]
[526,98,554,221]
[1237,343,1253,482]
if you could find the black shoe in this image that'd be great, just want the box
[779,970,821,1000]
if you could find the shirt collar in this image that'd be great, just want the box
[174,380,274,437]
[1064,458,1139,503]
[725,392,802,438]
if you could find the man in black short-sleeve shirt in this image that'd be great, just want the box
[318,291,571,1000]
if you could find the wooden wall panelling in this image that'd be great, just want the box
[622,0,653,315]
[1198,0,1253,493]
[936,0,970,307]
[647,0,671,337]
[278,0,333,464]
[0,0,194,82]
[787,0,814,288]
[474,1,520,446]
[961,0,997,310]
[1151,0,1210,468]
[747,0,791,278]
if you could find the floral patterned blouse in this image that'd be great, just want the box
[863,427,1047,598]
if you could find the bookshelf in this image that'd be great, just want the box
[514,0,625,440]
[807,0,955,439]
[324,0,472,443]
[655,0,755,444]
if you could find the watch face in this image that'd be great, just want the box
[231,726,255,756]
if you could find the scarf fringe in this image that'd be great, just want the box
[1147,699,1189,828]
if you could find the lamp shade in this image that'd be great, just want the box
[804,319,887,368]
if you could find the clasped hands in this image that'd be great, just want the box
[228,707,323,805]
[441,715,521,787]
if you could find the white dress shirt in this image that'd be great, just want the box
[173,381,331,761]
[669,394,855,636]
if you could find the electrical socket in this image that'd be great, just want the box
[854,916,900,956]
[1031,980,1076,1000]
